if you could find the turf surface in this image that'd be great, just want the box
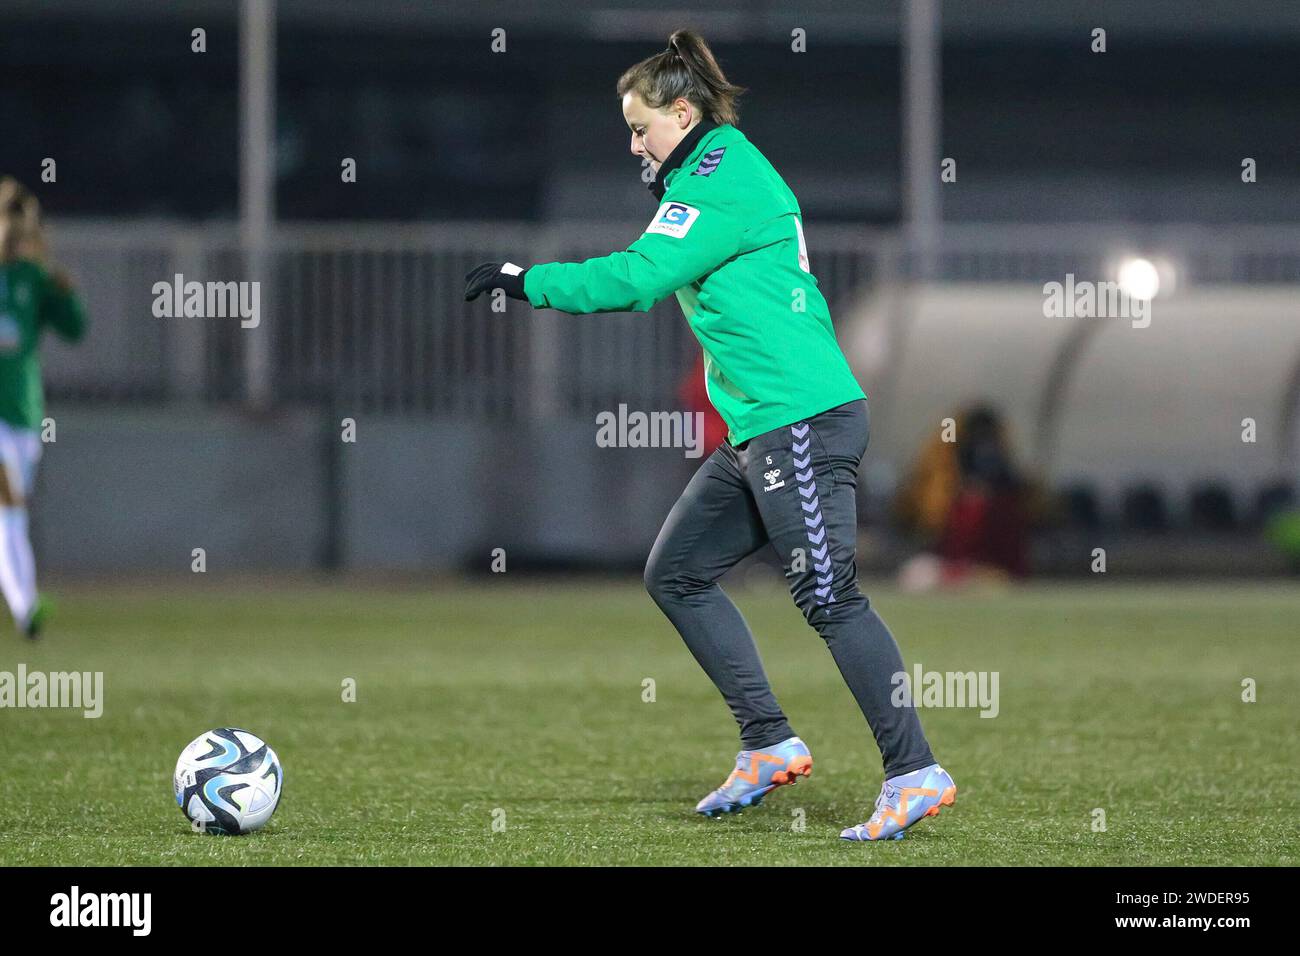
[1,577,1296,865]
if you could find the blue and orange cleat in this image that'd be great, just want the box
[839,763,957,841]
[695,736,813,817]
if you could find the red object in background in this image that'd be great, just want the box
[937,487,1030,577]
[678,355,729,458]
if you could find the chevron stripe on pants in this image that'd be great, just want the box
[644,398,935,777]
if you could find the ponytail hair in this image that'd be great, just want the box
[616,30,747,127]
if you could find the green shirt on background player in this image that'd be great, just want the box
[0,259,87,430]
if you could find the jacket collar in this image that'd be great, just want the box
[647,119,719,201]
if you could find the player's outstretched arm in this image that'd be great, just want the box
[463,176,743,316]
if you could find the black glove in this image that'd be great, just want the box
[464,261,528,302]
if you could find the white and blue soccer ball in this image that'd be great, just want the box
[173,728,283,835]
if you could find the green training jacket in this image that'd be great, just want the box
[0,259,87,430]
[523,119,866,446]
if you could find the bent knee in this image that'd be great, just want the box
[644,551,709,603]
[643,552,674,600]
[792,582,866,626]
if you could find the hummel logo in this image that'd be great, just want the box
[762,468,785,493]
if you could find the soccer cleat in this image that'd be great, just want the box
[23,596,49,640]
[695,736,813,817]
[839,763,956,841]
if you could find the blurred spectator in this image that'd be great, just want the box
[894,417,961,539]
[896,405,1031,589]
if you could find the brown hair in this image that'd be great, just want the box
[0,176,46,265]
[616,30,746,127]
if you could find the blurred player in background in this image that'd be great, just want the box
[0,176,87,638]
[465,31,955,841]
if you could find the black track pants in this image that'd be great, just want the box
[643,398,936,777]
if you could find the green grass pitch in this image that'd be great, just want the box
[1,577,1296,866]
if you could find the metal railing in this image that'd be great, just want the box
[41,219,1300,416]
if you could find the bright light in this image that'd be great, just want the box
[1117,257,1161,300]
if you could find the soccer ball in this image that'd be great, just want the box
[173,728,283,835]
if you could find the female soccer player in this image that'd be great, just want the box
[0,176,87,638]
[465,31,955,841]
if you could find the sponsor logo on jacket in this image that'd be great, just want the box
[645,202,701,239]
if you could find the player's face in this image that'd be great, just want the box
[622,92,693,173]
